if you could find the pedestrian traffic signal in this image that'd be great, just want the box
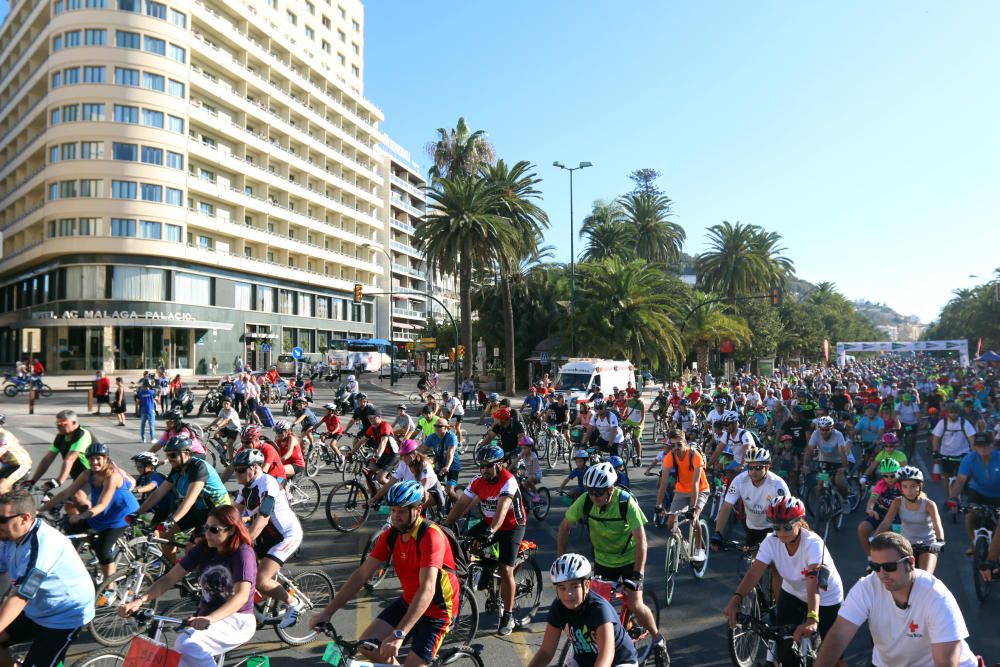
[353,283,363,304]
[770,287,783,306]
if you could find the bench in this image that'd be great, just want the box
[195,378,218,390]
[68,380,94,391]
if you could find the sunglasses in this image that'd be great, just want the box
[478,463,497,470]
[235,467,249,474]
[747,465,766,471]
[869,557,908,573]
[586,488,610,497]
[205,525,230,535]
[0,513,26,524]
[771,522,796,532]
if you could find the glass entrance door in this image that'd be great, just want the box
[117,328,165,370]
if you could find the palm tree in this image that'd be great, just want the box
[415,177,517,373]
[580,199,625,238]
[618,193,685,265]
[579,200,631,262]
[574,257,687,371]
[480,160,550,393]
[808,281,840,307]
[695,221,794,301]
[683,297,752,374]
[426,117,496,183]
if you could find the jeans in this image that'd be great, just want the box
[139,411,155,442]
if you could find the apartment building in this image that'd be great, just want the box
[0,0,389,373]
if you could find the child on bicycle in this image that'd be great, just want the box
[644,437,672,477]
[130,451,171,525]
[772,434,801,490]
[560,450,590,500]
[874,465,944,574]
[515,436,543,504]
[608,455,630,490]
[858,458,903,558]
[526,553,639,667]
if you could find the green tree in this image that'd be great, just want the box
[480,160,549,393]
[574,257,688,371]
[580,200,631,262]
[426,117,496,183]
[695,221,794,300]
[925,270,1000,350]
[628,168,663,197]
[415,177,516,376]
[682,296,752,374]
[618,192,685,265]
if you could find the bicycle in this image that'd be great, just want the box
[966,502,999,602]
[284,473,322,520]
[731,612,820,667]
[325,444,387,532]
[304,431,348,477]
[721,540,775,667]
[661,509,710,606]
[319,623,484,667]
[805,467,846,542]
[541,424,571,469]
[459,530,543,631]
[554,577,662,666]
[514,466,552,520]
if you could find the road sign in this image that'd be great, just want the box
[419,337,437,346]
[540,351,549,364]
[291,346,303,360]
[261,343,271,353]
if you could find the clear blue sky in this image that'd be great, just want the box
[363,0,1000,323]
[5,1,996,322]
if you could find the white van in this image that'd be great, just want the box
[553,358,636,403]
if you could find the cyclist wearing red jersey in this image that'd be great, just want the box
[311,481,460,666]
[222,425,283,482]
[444,444,527,636]
[272,420,306,479]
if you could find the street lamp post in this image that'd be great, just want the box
[553,161,592,357]
[362,242,396,386]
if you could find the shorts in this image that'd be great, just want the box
[1,613,83,667]
[939,456,964,477]
[254,527,302,565]
[375,597,451,664]
[862,510,888,529]
[444,469,460,487]
[66,522,127,565]
[373,450,399,472]
[290,463,305,477]
[593,562,636,585]
[176,507,211,533]
[468,520,526,568]
[96,394,110,404]
[745,528,770,549]
[968,489,1000,507]
[668,490,708,513]
[774,591,841,663]
[452,415,464,425]
[219,426,239,441]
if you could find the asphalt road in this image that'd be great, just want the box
[1,379,996,666]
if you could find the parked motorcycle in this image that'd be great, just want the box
[170,385,195,417]
[198,387,224,417]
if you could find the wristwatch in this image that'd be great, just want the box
[392,629,405,640]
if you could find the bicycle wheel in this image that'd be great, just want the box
[325,480,370,532]
[846,476,863,512]
[511,556,543,627]
[832,493,845,532]
[436,646,485,667]
[531,487,551,520]
[625,589,659,664]
[362,526,391,591]
[545,433,557,468]
[67,651,125,667]
[663,534,679,606]
[288,477,322,519]
[275,569,336,644]
[89,571,157,647]
[443,583,479,646]
[39,384,54,398]
[973,535,992,602]
[691,519,710,579]
[342,455,365,481]
[162,593,200,639]
[305,443,321,477]
[535,433,549,465]
[727,589,764,667]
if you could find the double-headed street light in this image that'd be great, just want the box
[553,161,592,356]
[362,242,396,386]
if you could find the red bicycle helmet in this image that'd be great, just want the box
[240,424,262,444]
[493,407,511,421]
[767,496,805,523]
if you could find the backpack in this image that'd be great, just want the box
[385,519,469,581]
[580,489,636,554]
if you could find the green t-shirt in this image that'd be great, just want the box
[565,486,647,568]
[417,415,439,438]
[49,427,92,470]
[873,449,907,469]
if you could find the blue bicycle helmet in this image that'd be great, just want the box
[164,434,193,453]
[386,480,425,507]
[476,444,505,465]
[608,455,625,469]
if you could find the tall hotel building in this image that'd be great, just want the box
[0,0,396,373]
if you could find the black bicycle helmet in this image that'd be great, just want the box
[86,441,111,458]
[475,444,505,465]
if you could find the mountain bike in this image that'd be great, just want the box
[284,474,322,519]
[805,466,846,542]
[721,540,775,667]
[662,509,710,606]
[731,612,821,667]
[304,431,347,477]
[319,623,484,667]
[541,424,571,469]
[967,503,998,602]
[459,531,543,631]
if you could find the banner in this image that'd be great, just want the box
[835,340,969,368]
[823,339,829,364]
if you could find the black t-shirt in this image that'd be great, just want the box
[546,591,638,667]
[352,404,379,432]
[830,394,850,411]
[490,420,525,453]
[548,403,570,424]
[783,419,808,449]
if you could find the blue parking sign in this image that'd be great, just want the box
[292,346,303,360]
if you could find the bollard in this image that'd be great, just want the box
[28,387,34,415]
[87,388,94,413]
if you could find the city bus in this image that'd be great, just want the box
[326,338,392,373]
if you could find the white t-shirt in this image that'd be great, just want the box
[393,459,439,489]
[755,529,844,607]
[721,429,753,464]
[896,402,920,426]
[724,471,790,530]
[838,570,977,667]
[593,413,624,444]
[932,417,976,457]
[444,396,465,417]
[235,472,302,540]
[706,409,726,425]
[216,407,241,429]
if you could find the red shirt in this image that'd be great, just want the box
[266,370,280,384]
[32,361,44,374]
[369,519,460,622]
[464,469,526,531]
[276,434,305,468]
[625,387,638,398]
[365,421,395,445]
[781,387,792,401]
[688,390,701,404]
[95,377,111,397]
[320,413,343,436]
[238,441,284,479]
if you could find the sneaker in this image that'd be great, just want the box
[498,611,515,636]
[96,588,118,607]
[653,636,671,663]
[279,598,304,628]
[692,548,707,562]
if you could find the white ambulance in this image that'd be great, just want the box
[553,358,636,404]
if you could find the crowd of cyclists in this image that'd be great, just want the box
[0,354,995,666]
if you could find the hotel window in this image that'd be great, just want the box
[59,219,76,236]
[256,286,274,312]
[49,146,59,163]
[85,29,106,45]
[352,19,359,31]
[141,146,163,165]
[167,80,185,97]
[306,1,314,14]
[143,36,166,56]
[52,71,62,88]
[165,188,183,206]
[166,152,183,170]
[145,0,167,19]
[51,108,61,125]
[65,266,107,300]
[116,31,140,49]
[81,142,103,159]
[61,143,77,160]
[79,180,103,197]
[112,266,165,299]
[143,73,165,92]
[234,283,252,310]
[167,115,184,133]
[165,224,181,242]
[321,39,330,54]
[142,109,164,128]
[168,44,185,63]
[352,42,359,55]
[113,143,138,161]
[305,26,314,40]
[115,67,140,86]
[53,35,63,51]
[86,0,108,7]
[111,180,137,199]
[140,183,163,202]
[111,218,136,237]
[63,104,79,121]
[174,273,212,306]
[351,65,359,77]
[114,105,139,123]
[117,0,140,12]
[316,297,329,318]
[169,8,186,27]
[82,103,105,120]
[79,218,101,235]
[298,293,314,317]
[279,290,294,314]
[60,181,77,198]
[63,67,80,84]
[139,220,161,239]
[65,30,81,47]
[287,10,296,25]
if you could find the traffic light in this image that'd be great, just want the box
[458,345,465,360]
[448,347,456,362]
[352,283,363,304]
[770,287,783,306]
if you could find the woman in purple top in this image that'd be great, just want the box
[118,506,257,666]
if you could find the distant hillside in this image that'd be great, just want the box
[852,300,922,326]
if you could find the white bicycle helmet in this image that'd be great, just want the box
[273,419,291,432]
[583,462,617,489]
[815,416,835,429]
[550,553,593,583]
[745,446,771,464]
[721,410,740,424]
[896,465,923,483]
[347,374,355,382]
